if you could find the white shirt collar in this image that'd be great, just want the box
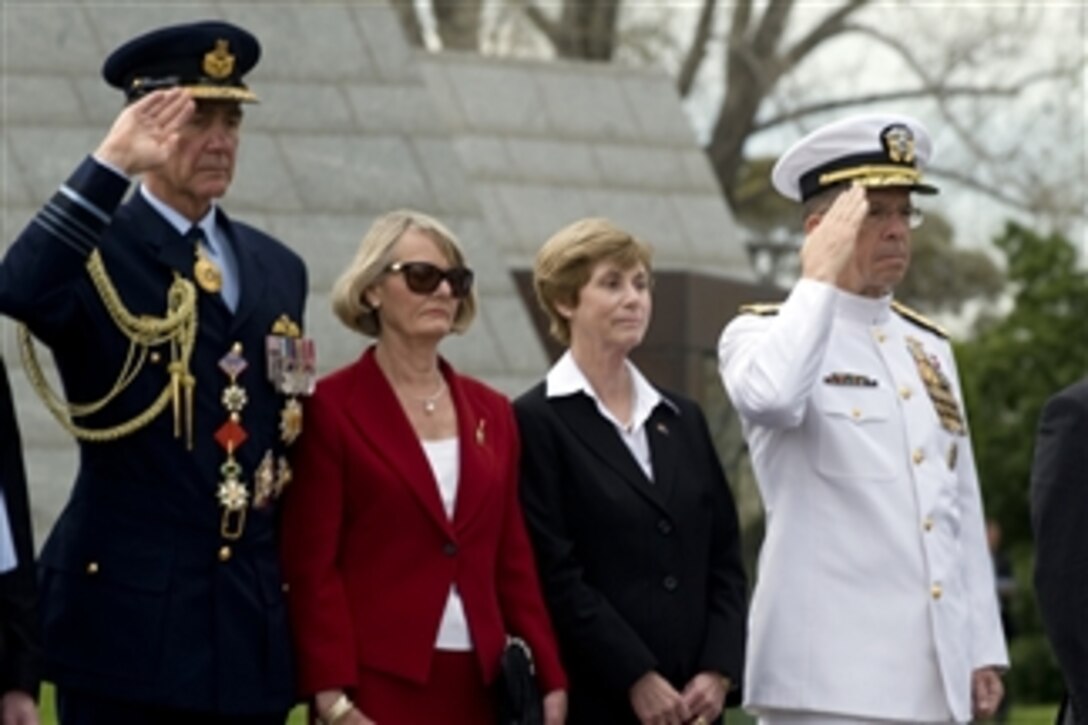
[139,185,217,237]
[545,350,677,430]
[834,287,893,326]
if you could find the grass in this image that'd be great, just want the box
[35,684,309,723]
[34,684,1058,723]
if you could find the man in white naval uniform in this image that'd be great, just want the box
[718,114,1008,724]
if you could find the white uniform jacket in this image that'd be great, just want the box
[718,279,1007,723]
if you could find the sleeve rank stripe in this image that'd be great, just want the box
[39,199,100,251]
[59,184,111,225]
[35,203,97,256]
[45,190,111,245]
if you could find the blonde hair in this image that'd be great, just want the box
[331,210,477,337]
[533,218,653,345]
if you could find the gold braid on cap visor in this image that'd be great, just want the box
[819,164,923,188]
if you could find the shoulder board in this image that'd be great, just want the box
[738,302,782,316]
[891,301,948,339]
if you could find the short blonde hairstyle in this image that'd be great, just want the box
[331,210,477,337]
[533,218,653,346]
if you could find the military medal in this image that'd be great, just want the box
[253,450,276,509]
[906,337,965,435]
[193,243,223,293]
[273,456,293,498]
[267,314,314,449]
[216,343,250,539]
[280,397,303,445]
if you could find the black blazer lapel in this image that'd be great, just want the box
[646,403,679,505]
[552,393,669,511]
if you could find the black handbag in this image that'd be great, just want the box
[496,635,544,725]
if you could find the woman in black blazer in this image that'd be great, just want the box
[514,218,747,725]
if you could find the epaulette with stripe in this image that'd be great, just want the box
[892,301,948,339]
[738,302,782,316]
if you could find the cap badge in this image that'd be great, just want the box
[203,39,236,80]
[882,124,916,164]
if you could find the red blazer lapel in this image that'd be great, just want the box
[345,348,452,534]
[442,359,493,533]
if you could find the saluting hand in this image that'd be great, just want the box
[630,671,691,725]
[94,88,193,176]
[799,183,868,286]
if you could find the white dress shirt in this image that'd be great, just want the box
[422,436,473,651]
[141,186,240,311]
[546,350,676,481]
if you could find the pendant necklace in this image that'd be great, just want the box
[416,379,446,415]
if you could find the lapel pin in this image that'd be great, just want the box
[655,422,669,436]
[476,419,486,445]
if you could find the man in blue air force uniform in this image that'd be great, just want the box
[718,114,1007,724]
[0,20,312,723]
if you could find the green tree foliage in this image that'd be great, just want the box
[957,223,1088,547]
[956,224,1085,704]
[896,214,1005,313]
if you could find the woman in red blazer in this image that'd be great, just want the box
[280,210,567,725]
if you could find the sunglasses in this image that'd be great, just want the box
[387,261,474,299]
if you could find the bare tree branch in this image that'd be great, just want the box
[754,83,1045,133]
[728,0,753,46]
[518,0,562,48]
[387,0,424,47]
[927,165,1044,214]
[677,0,716,97]
[433,0,483,51]
[849,21,1082,165]
[782,0,870,69]
[751,0,793,59]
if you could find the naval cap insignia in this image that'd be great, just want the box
[882,124,916,164]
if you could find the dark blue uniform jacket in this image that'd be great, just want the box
[0,157,307,715]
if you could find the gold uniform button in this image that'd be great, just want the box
[913,449,925,465]
[218,546,232,562]
[899,385,912,400]
[149,351,162,364]
[86,561,100,575]
[923,517,934,532]
[931,583,943,600]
